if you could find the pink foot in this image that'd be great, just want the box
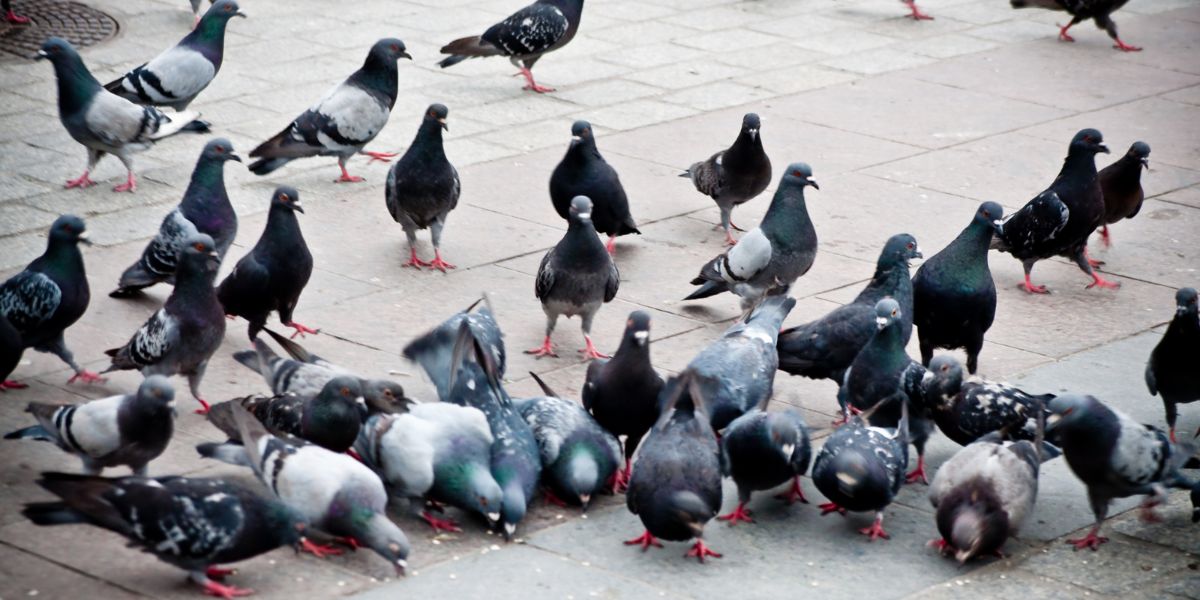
[6,10,30,24]
[193,398,212,415]
[1057,24,1076,42]
[299,538,344,557]
[361,150,399,163]
[717,502,754,525]
[611,461,631,494]
[543,489,570,507]
[906,457,928,485]
[285,321,320,339]
[402,248,431,269]
[579,336,610,360]
[420,511,462,533]
[428,251,456,272]
[334,536,362,551]
[1,380,28,390]
[832,406,862,426]
[518,67,555,93]
[335,164,364,183]
[1020,274,1049,295]
[859,516,891,541]
[605,236,617,256]
[1086,274,1121,290]
[724,231,738,246]
[819,502,847,516]
[1099,225,1112,248]
[1067,530,1108,551]
[929,538,951,555]
[775,477,809,505]
[684,539,722,563]
[205,566,237,579]
[525,336,558,358]
[198,579,253,598]
[112,172,137,193]
[624,530,663,551]
[904,0,934,20]
[65,172,97,189]
[67,370,106,385]
[1113,38,1142,52]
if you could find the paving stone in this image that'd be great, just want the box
[735,64,860,95]
[792,29,902,55]
[661,80,777,111]
[903,32,1001,58]
[1015,524,1197,595]
[821,48,939,75]
[584,99,700,131]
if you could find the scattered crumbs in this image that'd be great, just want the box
[581,514,588,520]
[411,571,419,577]
[28,591,39,597]
[432,539,441,545]
[449,574,457,580]
[490,545,501,551]
[481,548,490,555]
[535,568,542,574]
[337,581,346,587]
[955,580,964,586]
[582,561,590,567]
[370,277,380,283]
[453,555,460,561]
[268,559,276,565]
[999,575,1006,580]
[556,514,564,519]
[807,562,814,567]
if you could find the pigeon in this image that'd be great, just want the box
[812,400,909,541]
[717,408,812,525]
[897,0,935,19]
[1193,483,1200,524]
[4,376,175,476]
[4,0,29,24]
[0,214,102,385]
[437,0,585,93]
[582,310,664,492]
[515,373,622,509]
[1046,394,1198,551]
[354,401,504,533]
[778,233,922,385]
[1096,141,1150,248]
[1010,0,1141,51]
[684,163,819,314]
[0,315,21,389]
[110,138,240,298]
[402,295,506,403]
[248,39,411,182]
[103,233,226,414]
[37,38,207,193]
[1145,287,1200,443]
[624,372,724,562]
[385,103,460,272]
[912,202,1002,374]
[105,0,245,114]
[992,128,1117,293]
[203,376,368,454]
[680,113,772,246]
[23,472,307,598]
[188,0,214,27]
[549,120,639,255]
[528,196,620,360]
[925,355,1058,450]
[688,295,796,433]
[217,186,315,340]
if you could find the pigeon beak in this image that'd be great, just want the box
[36,50,48,60]
[292,202,305,214]
[876,317,888,329]
[633,330,649,346]
[1097,143,1110,154]
[486,511,500,523]
[235,10,247,17]
[503,522,517,541]
[955,549,973,564]
[991,219,1004,234]
[77,231,93,246]
[1177,305,1188,315]
[578,212,591,220]
[394,559,407,576]
[913,247,924,259]
[229,153,243,163]
[579,493,591,510]
[1140,157,1150,169]
[571,135,583,142]
[781,443,795,459]
[807,179,819,190]
[438,118,448,132]
[399,51,413,60]
[1045,413,1062,431]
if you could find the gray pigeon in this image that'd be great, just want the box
[103,234,226,414]
[685,163,819,315]
[38,38,207,193]
[681,113,772,246]
[402,294,506,403]
[718,408,812,525]
[1146,287,1200,442]
[528,196,620,360]
[385,103,460,272]
[203,376,370,455]
[4,376,176,476]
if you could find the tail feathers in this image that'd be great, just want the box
[180,119,211,133]
[22,502,86,526]
[1010,0,1063,9]
[233,349,263,375]
[196,441,251,466]
[150,110,204,140]
[683,280,727,301]
[438,36,501,68]
[678,170,691,178]
[262,328,313,363]
[4,424,52,441]
[113,260,157,295]
[248,157,291,176]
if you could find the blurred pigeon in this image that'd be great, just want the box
[217,186,315,340]
[385,103,460,272]
[0,215,101,385]
[403,295,506,403]
[204,376,369,454]
[717,408,812,525]
[4,0,29,24]
[105,0,245,114]
[188,0,214,27]
[912,202,1002,374]
[684,164,818,314]
[582,310,664,492]
[925,355,1058,451]
[248,39,411,182]
[24,472,307,598]
[1046,394,1198,550]
[528,196,619,360]
[38,38,207,193]
[778,234,921,385]
[550,120,639,255]
[1010,0,1141,51]
[103,234,226,413]
[0,315,21,389]
[1146,287,1200,442]
[680,113,772,246]
[4,376,175,476]
[437,0,584,93]
[1193,483,1200,523]
[1096,141,1149,248]
[992,129,1117,293]
[625,372,723,562]
[110,138,240,297]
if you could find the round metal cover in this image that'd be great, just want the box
[0,1,119,61]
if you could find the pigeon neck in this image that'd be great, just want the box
[1106,154,1145,191]
[564,138,601,166]
[260,205,305,254]
[941,220,995,273]
[182,16,229,65]
[1059,148,1099,179]
[39,238,85,279]
[563,219,609,260]
[725,130,764,165]
[862,322,905,366]
[349,55,399,108]
[613,334,652,365]
[181,158,232,217]
[410,119,447,159]
[174,257,218,299]
[1166,309,1200,341]
[544,0,585,20]
[862,257,911,299]
[52,55,101,117]
[760,186,812,241]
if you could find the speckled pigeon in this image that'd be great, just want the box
[680,113,772,246]
[1010,0,1142,51]
[0,315,21,389]
[925,355,1058,452]
[717,408,812,525]
[1146,287,1200,442]
[403,294,506,403]
[385,103,460,272]
[202,376,369,454]
[1096,141,1149,248]
[550,120,639,255]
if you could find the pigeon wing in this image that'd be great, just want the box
[718,227,772,283]
[0,271,62,331]
[481,3,570,56]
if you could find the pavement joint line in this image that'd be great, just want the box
[0,539,153,598]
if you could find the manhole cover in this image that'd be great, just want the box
[0,1,119,60]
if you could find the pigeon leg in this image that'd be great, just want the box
[428,249,456,272]
[903,0,934,20]
[1019,268,1049,295]
[333,536,362,551]
[299,538,345,557]
[831,405,863,427]
[67,370,106,384]
[818,502,848,516]
[1057,15,1082,42]
[611,459,632,494]
[543,488,570,507]
[605,235,617,256]
[335,158,364,183]
[623,530,663,551]
[1112,38,1142,52]
[1,380,29,390]
[189,571,253,598]
[905,454,929,485]
[1075,250,1120,289]
[518,68,555,93]
[775,476,809,504]
[64,171,97,189]
[420,511,462,533]
[44,337,105,385]
[194,398,212,415]
[112,171,138,193]
[5,9,30,24]
[717,502,755,525]
[718,206,738,245]
[1100,16,1142,51]
[429,223,456,271]
[1066,525,1109,551]
[684,539,722,563]
[1099,225,1112,248]
[525,336,558,357]
[1083,248,1105,268]
[284,321,320,339]
[579,335,610,360]
[858,512,891,541]
[402,247,431,269]
[360,150,400,163]
[928,538,952,555]
[205,566,237,579]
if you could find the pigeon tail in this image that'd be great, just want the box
[22,502,87,526]
[149,110,205,140]
[3,424,53,441]
[247,157,291,176]
[438,36,501,68]
[683,280,728,301]
[196,441,252,467]
[232,349,263,374]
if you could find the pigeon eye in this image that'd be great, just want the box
[792,170,801,177]
[193,242,205,251]
[215,146,224,154]
[891,310,898,317]
[280,193,289,202]
[906,243,914,250]
[341,387,350,395]
[391,44,400,52]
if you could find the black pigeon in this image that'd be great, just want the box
[684,163,818,314]
[438,0,585,93]
[4,0,29,23]
[1146,287,1200,443]
[403,295,506,403]
[1010,0,1142,51]
[912,202,1002,374]
[204,376,367,454]
[385,103,460,272]
[217,186,315,340]
[550,120,639,255]
[680,113,772,246]
[0,314,21,389]
[4,376,175,476]
[248,39,411,182]
[528,196,620,360]
[717,408,812,525]
[103,233,226,414]
[0,214,101,385]
[992,128,1118,293]
[1046,394,1198,551]
[105,0,245,115]
[624,372,723,562]
[925,355,1058,451]
[1095,141,1150,248]
[111,138,240,297]
[582,310,664,492]
[778,233,922,385]
[24,472,307,598]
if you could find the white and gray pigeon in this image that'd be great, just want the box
[103,233,226,414]
[685,163,818,315]
[4,376,176,476]
[681,113,772,246]
[38,38,207,193]
[528,196,620,360]
[403,295,506,403]
[248,38,411,182]
[385,103,460,272]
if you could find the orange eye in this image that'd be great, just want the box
[341,387,350,395]
[906,243,914,250]
[891,310,898,317]
[391,44,400,52]
[280,193,289,202]
[982,210,990,217]
[215,146,224,154]
[193,242,205,251]
[792,170,801,177]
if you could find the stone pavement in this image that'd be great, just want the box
[2,0,1200,597]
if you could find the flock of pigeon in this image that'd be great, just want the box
[0,0,1195,597]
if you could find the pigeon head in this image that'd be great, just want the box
[36,37,86,70]
[1045,394,1101,434]
[974,201,1004,235]
[1175,287,1198,316]
[879,233,922,268]
[560,449,600,509]
[204,0,247,22]
[461,467,504,525]
[740,113,762,140]
[1128,141,1151,168]
[570,120,595,144]
[133,375,178,417]
[781,162,819,190]
[499,482,527,540]
[266,502,309,550]
[38,38,99,112]
[201,138,242,164]
[179,233,221,275]
[940,483,1009,564]
[361,379,413,415]
[308,377,364,442]
[48,214,91,247]
[354,510,411,576]
[369,38,412,63]
[766,411,801,461]
[1070,128,1109,155]
[623,310,652,347]
[669,491,715,538]
[569,196,593,223]
[874,298,901,331]
[423,103,449,131]
[926,355,964,410]
[270,186,304,214]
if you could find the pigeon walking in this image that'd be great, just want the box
[248,39,411,182]
[4,0,29,24]
[1146,287,1200,442]
[925,355,1058,450]
[550,120,639,255]
[0,315,21,389]
[4,376,175,476]
[1,215,101,385]
[38,38,207,193]
[912,202,1002,374]
[385,104,460,271]
[717,408,812,525]
[437,0,585,93]
[528,196,620,360]
[111,139,240,297]
[402,295,505,403]
[1096,141,1150,248]
[1010,0,1142,51]
[203,376,369,454]
[681,114,772,246]
[103,233,226,414]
